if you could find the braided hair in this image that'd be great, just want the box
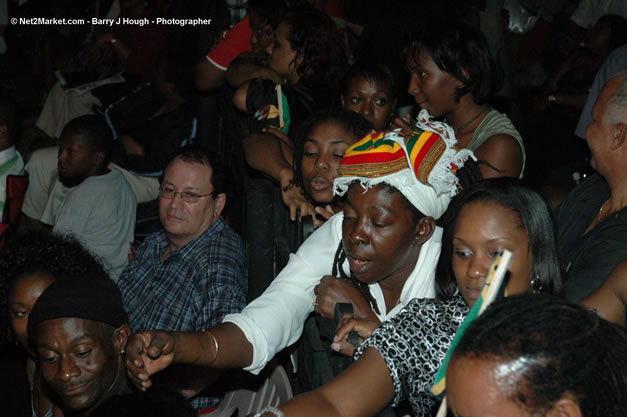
[452,293,627,417]
[331,240,381,316]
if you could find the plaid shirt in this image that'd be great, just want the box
[119,217,246,409]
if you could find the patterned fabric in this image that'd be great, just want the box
[334,114,474,219]
[355,294,469,417]
[118,217,247,409]
[337,129,445,183]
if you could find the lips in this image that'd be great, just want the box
[166,210,186,222]
[465,287,483,301]
[309,176,331,192]
[347,253,372,274]
[61,380,92,397]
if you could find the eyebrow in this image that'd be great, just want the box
[162,182,203,192]
[38,334,97,350]
[452,236,510,245]
[305,137,348,145]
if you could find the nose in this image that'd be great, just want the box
[168,192,185,208]
[58,356,80,382]
[408,73,420,96]
[346,218,369,246]
[467,255,489,280]
[360,99,373,118]
[315,153,330,171]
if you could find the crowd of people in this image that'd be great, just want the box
[0,0,626,416]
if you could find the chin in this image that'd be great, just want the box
[58,174,86,188]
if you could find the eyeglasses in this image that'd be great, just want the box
[159,187,212,203]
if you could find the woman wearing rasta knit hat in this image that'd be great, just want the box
[124,116,478,392]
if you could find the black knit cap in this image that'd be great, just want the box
[28,273,128,337]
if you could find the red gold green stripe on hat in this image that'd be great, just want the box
[406,130,446,184]
[337,129,447,184]
[337,130,409,179]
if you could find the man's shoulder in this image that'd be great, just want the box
[196,217,244,250]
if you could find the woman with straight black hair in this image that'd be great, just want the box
[403,18,526,179]
[435,177,563,299]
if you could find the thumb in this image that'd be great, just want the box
[146,333,173,358]
[331,340,356,357]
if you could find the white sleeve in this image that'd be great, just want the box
[223,212,344,374]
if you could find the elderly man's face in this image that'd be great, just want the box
[35,318,126,414]
[159,157,226,249]
[586,77,621,173]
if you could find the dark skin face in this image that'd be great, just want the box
[57,133,105,187]
[342,76,396,130]
[342,184,434,290]
[407,49,463,118]
[7,272,55,356]
[301,121,358,204]
[249,11,274,55]
[35,318,129,416]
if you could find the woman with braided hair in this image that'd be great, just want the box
[255,178,563,417]
[124,113,478,393]
[446,293,626,417]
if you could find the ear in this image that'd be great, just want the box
[113,324,131,355]
[213,192,227,219]
[413,216,435,246]
[93,150,106,167]
[545,398,583,417]
[609,122,626,151]
[340,95,345,107]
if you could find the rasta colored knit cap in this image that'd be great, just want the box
[334,109,475,219]
[28,273,128,337]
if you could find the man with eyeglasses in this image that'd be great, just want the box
[118,144,246,412]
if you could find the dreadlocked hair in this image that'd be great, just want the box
[452,293,627,417]
[332,241,381,316]
[435,177,563,300]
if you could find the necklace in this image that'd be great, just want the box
[598,198,610,222]
[454,106,489,136]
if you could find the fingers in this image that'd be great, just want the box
[314,205,334,221]
[335,315,379,340]
[146,332,173,359]
[125,334,152,391]
[330,339,356,357]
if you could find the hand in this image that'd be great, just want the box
[254,103,273,120]
[313,204,336,229]
[279,167,314,221]
[125,331,176,391]
[313,276,377,321]
[331,314,381,357]
[388,115,414,136]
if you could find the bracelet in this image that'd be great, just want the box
[547,94,557,103]
[110,38,118,45]
[204,330,219,367]
[251,406,286,417]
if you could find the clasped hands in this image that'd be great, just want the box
[313,275,381,357]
